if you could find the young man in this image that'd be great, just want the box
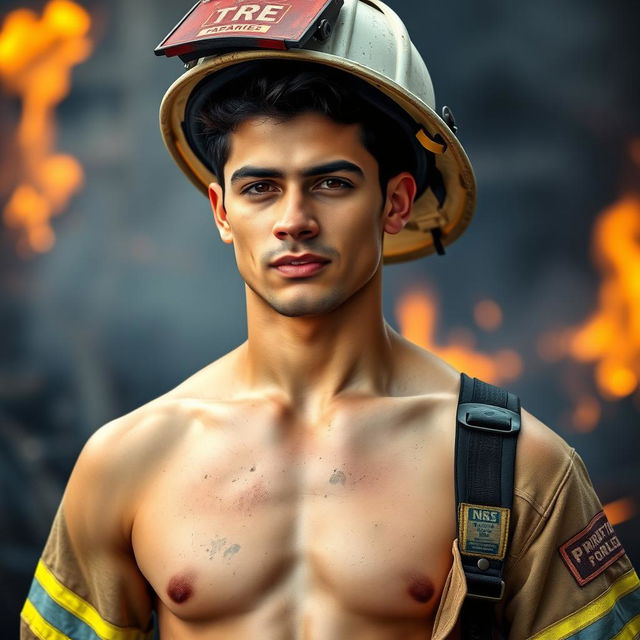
[21,1,639,639]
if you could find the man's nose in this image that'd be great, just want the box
[272,190,319,242]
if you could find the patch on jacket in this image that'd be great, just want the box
[458,503,510,560]
[559,510,625,586]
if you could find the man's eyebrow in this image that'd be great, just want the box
[229,161,365,184]
[230,166,285,183]
[301,161,364,178]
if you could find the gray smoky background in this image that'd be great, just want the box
[1,0,639,633]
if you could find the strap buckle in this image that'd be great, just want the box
[457,402,521,435]
[465,572,506,602]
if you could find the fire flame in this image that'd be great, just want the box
[536,188,640,429]
[570,395,601,433]
[396,289,522,385]
[568,195,640,399]
[0,0,92,255]
[473,299,503,332]
[539,194,640,406]
[603,497,636,527]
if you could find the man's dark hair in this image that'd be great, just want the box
[192,61,418,196]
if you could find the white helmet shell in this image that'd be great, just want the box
[159,0,476,262]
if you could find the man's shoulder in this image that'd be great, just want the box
[517,408,574,477]
[78,349,245,478]
[510,407,578,522]
[72,397,182,492]
[429,356,577,509]
[392,338,573,477]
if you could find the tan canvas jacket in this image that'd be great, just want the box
[433,437,640,639]
[20,505,154,640]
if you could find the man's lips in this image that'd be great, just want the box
[270,253,331,278]
[270,253,330,267]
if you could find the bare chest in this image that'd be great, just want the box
[132,406,457,631]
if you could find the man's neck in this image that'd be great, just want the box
[238,273,397,421]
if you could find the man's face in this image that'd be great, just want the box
[209,112,413,317]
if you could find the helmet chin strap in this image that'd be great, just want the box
[431,228,446,256]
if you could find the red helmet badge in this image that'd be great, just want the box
[155,0,343,62]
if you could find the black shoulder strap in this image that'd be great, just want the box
[455,373,521,640]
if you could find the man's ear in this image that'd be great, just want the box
[382,172,417,235]
[209,182,233,244]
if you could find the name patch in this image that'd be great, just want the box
[559,511,625,586]
[458,503,510,560]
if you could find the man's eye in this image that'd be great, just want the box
[243,182,277,195]
[318,178,352,190]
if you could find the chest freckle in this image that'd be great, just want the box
[408,578,434,604]
[167,575,193,604]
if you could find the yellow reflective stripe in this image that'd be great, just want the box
[416,129,446,154]
[34,560,149,640]
[21,599,72,640]
[610,614,640,640]
[530,569,640,640]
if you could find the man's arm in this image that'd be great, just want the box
[21,420,155,639]
[498,410,640,639]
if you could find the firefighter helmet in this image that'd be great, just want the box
[157,0,475,262]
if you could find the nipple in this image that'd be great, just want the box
[408,577,434,604]
[167,575,193,604]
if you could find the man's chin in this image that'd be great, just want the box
[264,292,346,318]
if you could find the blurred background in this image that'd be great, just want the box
[1,0,639,633]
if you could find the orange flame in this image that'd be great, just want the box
[0,1,92,255]
[473,299,503,332]
[396,289,522,385]
[570,395,601,433]
[567,195,640,399]
[603,497,637,526]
